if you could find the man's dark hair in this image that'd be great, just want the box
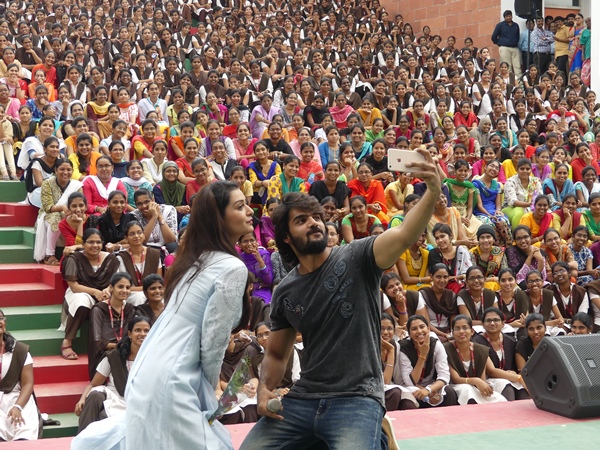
[272,193,324,266]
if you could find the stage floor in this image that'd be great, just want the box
[6,400,600,449]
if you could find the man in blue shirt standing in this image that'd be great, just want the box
[492,10,522,81]
[519,18,535,74]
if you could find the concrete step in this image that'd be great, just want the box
[0,264,65,305]
[36,381,88,415]
[0,202,38,227]
[42,413,79,439]
[33,355,89,385]
[12,325,88,357]
[2,305,62,331]
[0,227,35,263]
[0,180,26,202]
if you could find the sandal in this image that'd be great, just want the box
[61,345,78,360]
[43,256,60,266]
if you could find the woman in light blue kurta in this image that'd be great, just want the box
[72,182,254,450]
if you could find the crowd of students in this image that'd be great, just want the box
[0,0,599,442]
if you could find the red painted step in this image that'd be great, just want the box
[36,381,88,415]
[0,264,65,305]
[33,355,89,385]
[0,203,38,227]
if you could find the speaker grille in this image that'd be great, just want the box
[554,336,600,405]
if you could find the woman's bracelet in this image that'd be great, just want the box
[12,404,22,412]
[385,363,393,368]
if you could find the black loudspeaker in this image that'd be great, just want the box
[514,0,543,19]
[522,335,600,418]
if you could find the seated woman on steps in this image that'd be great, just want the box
[59,193,100,256]
[75,316,151,433]
[60,229,120,361]
[34,158,83,265]
[134,274,165,326]
[116,221,163,306]
[0,310,40,441]
[88,272,137,380]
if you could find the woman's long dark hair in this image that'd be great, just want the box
[117,316,151,362]
[0,309,16,352]
[165,182,251,328]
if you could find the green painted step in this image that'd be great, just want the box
[2,305,62,331]
[0,181,26,202]
[11,323,89,357]
[43,412,78,439]
[0,227,35,263]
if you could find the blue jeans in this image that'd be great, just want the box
[240,396,387,450]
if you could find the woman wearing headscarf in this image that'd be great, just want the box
[153,161,189,223]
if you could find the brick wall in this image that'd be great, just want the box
[381,0,501,57]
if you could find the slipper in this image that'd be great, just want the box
[43,256,60,266]
[61,345,78,360]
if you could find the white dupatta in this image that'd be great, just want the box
[89,175,120,200]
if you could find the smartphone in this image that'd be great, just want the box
[387,149,425,172]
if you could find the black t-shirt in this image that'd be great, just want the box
[270,237,385,407]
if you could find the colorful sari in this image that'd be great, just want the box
[542,177,576,211]
[347,178,390,225]
[444,178,483,239]
[469,245,507,291]
[267,173,306,202]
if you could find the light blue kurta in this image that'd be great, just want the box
[72,252,248,450]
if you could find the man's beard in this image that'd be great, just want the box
[289,227,328,256]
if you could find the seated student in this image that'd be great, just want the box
[341,196,381,244]
[506,226,550,289]
[444,315,507,405]
[0,310,40,441]
[569,227,599,286]
[469,226,508,291]
[131,189,178,253]
[135,275,165,326]
[473,307,529,401]
[380,273,429,327]
[553,194,582,241]
[428,223,473,293]
[117,221,163,306]
[419,263,459,342]
[186,158,214,204]
[393,315,459,408]
[524,269,565,335]
[229,166,254,206]
[456,266,499,331]
[380,313,419,411]
[238,232,274,304]
[495,269,529,334]
[69,133,103,181]
[60,229,120,361]
[209,139,237,181]
[99,120,132,159]
[515,313,547,372]
[396,232,431,291]
[153,161,189,221]
[121,160,154,212]
[550,261,590,332]
[97,191,135,253]
[540,228,578,277]
[570,312,594,335]
[107,141,129,179]
[142,140,168,186]
[59,192,100,254]
[35,159,83,265]
[82,156,127,216]
[88,272,136,380]
[75,316,151,433]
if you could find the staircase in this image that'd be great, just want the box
[0,182,87,439]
